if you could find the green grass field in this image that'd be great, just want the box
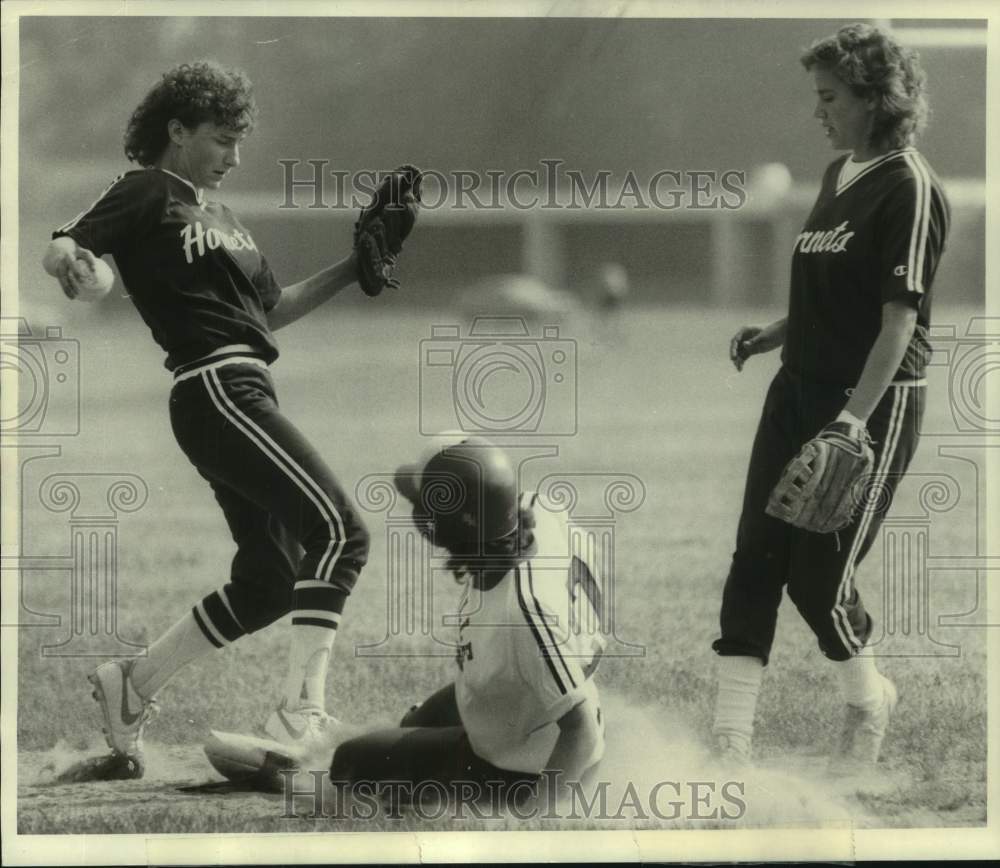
[13,305,987,834]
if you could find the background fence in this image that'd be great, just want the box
[17,16,986,321]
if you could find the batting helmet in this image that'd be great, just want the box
[394,433,520,551]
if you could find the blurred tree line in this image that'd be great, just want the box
[20,16,986,187]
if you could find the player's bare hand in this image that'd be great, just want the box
[730,325,763,371]
[55,257,80,300]
[730,322,786,371]
[43,237,92,301]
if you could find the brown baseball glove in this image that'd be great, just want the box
[765,421,875,533]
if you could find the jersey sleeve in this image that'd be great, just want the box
[514,562,604,723]
[876,172,949,308]
[255,255,283,313]
[52,172,165,258]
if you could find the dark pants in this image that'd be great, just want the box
[168,361,370,644]
[330,684,538,807]
[713,367,924,664]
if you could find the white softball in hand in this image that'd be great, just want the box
[72,256,114,302]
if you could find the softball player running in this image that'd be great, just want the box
[712,24,950,770]
[209,435,606,804]
[42,61,399,776]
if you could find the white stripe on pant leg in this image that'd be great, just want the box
[218,587,247,633]
[848,387,906,593]
[201,369,347,581]
[206,367,348,579]
[201,369,341,580]
[830,387,897,653]
[832,387,906,651]
[204,368,347,579]
[195,600,230,647]
[831,387,907,653]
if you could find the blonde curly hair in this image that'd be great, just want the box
[801,23,929,150]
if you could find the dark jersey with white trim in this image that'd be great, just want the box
[53,169,281,371]
[782,149,950,387]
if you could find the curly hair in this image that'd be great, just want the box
[124,61,258,166]
[800,23,929,150]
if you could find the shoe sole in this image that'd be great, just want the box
[88,666,147,758]
[204,730,299,793]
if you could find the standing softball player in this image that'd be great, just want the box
[207,434,606,805]
[42,61,420,778]
[712,24,950,770]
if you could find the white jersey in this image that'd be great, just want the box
[454,493,606,774]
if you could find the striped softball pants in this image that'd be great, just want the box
[168,358,369,647]
[713,365,924,664]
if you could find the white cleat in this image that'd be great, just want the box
[204,730,299,791]
[261,700,343,757]
[830,674,898,775]
[87,659,159,760]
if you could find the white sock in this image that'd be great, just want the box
[713,655,764,748]
[130,611,217,699]
[283,624,336,712]
[834,652,883,711]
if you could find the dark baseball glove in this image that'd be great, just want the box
[353,164,422,297]
[765,421,875,533]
